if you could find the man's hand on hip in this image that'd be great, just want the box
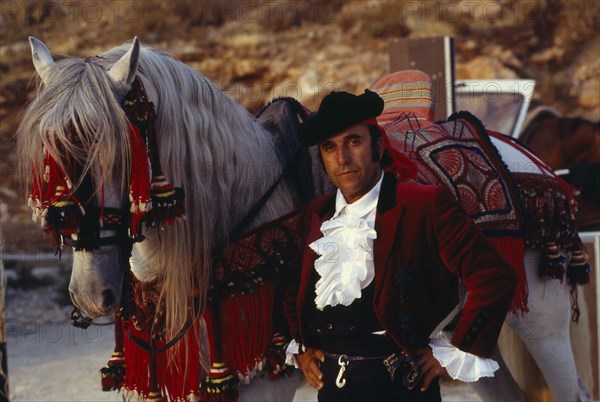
[296,348,325,390]
[416,346,447,391]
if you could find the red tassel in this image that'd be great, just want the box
[147,350,165,402]
[220,282,275,379]
[567,243,591,323]
[119,273,203,400]
[199,362,239,402]
[127,124,151,236]
[264,332,291,380]
[568,249,591,286]
[100,351,126,391]
[100,317,126,391]
[540,241,566,280]
[145,175,185,227]
[568,236,591,287]
[101,313,126,391]
[29,152,87,250]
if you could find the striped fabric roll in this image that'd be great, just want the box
[371,70,437,124]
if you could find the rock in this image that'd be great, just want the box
[231,59,267,80]
[578,78,600,110]
[530,46,565,64]
[456,56,518,79]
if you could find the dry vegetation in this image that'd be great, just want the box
[1,0,599,251]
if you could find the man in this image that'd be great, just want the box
[284,90,517,401]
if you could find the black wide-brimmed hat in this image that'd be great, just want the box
[299,89,384,146]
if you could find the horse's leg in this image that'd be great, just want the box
[506,249,588,402]
[468,346,527,402]
[239,370,307,402]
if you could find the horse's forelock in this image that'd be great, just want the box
[18,56,131,197]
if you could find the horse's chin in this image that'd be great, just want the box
[69,291,121,319]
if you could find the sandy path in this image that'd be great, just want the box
[8,324,121,401]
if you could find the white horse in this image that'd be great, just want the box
[18,36,319,401]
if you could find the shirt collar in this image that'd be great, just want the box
[333,171,384,219]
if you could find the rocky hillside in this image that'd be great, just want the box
[1,0,599,251]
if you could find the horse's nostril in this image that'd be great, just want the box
[101,289,116,310]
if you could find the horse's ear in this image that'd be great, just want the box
[108,36,140,88]
[29,36,55,84]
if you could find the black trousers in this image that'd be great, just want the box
[317,354,441,402]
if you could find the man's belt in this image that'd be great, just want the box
[323,350,422,390]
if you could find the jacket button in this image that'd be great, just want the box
[326,323,333,330]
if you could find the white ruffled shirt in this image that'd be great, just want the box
[309,173,381,310]
[286,173,499,382]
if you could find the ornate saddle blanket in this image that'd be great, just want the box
[372,70,590,316]
[387,111,523,237]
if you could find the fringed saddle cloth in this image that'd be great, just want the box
[372,70,590,317]
[101,210,306,402]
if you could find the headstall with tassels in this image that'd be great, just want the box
[28,76,184,251]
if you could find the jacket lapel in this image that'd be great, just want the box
[373,174,406,284]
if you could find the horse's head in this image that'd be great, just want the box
[20,37,144,318]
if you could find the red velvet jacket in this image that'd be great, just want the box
[285,172,517,358]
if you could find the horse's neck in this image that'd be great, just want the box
[128,74,299,280]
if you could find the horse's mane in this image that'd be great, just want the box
[17,43,295,337]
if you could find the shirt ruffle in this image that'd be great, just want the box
[285,339,300,368]
[309,172,384,310]
[430,338,499,382]
[310,214,377,310]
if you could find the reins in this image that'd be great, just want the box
[71,307,115,328]
[124,318,194,354]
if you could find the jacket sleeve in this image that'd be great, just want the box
[431,185,517,358]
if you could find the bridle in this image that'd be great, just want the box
[69,206,140,329]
